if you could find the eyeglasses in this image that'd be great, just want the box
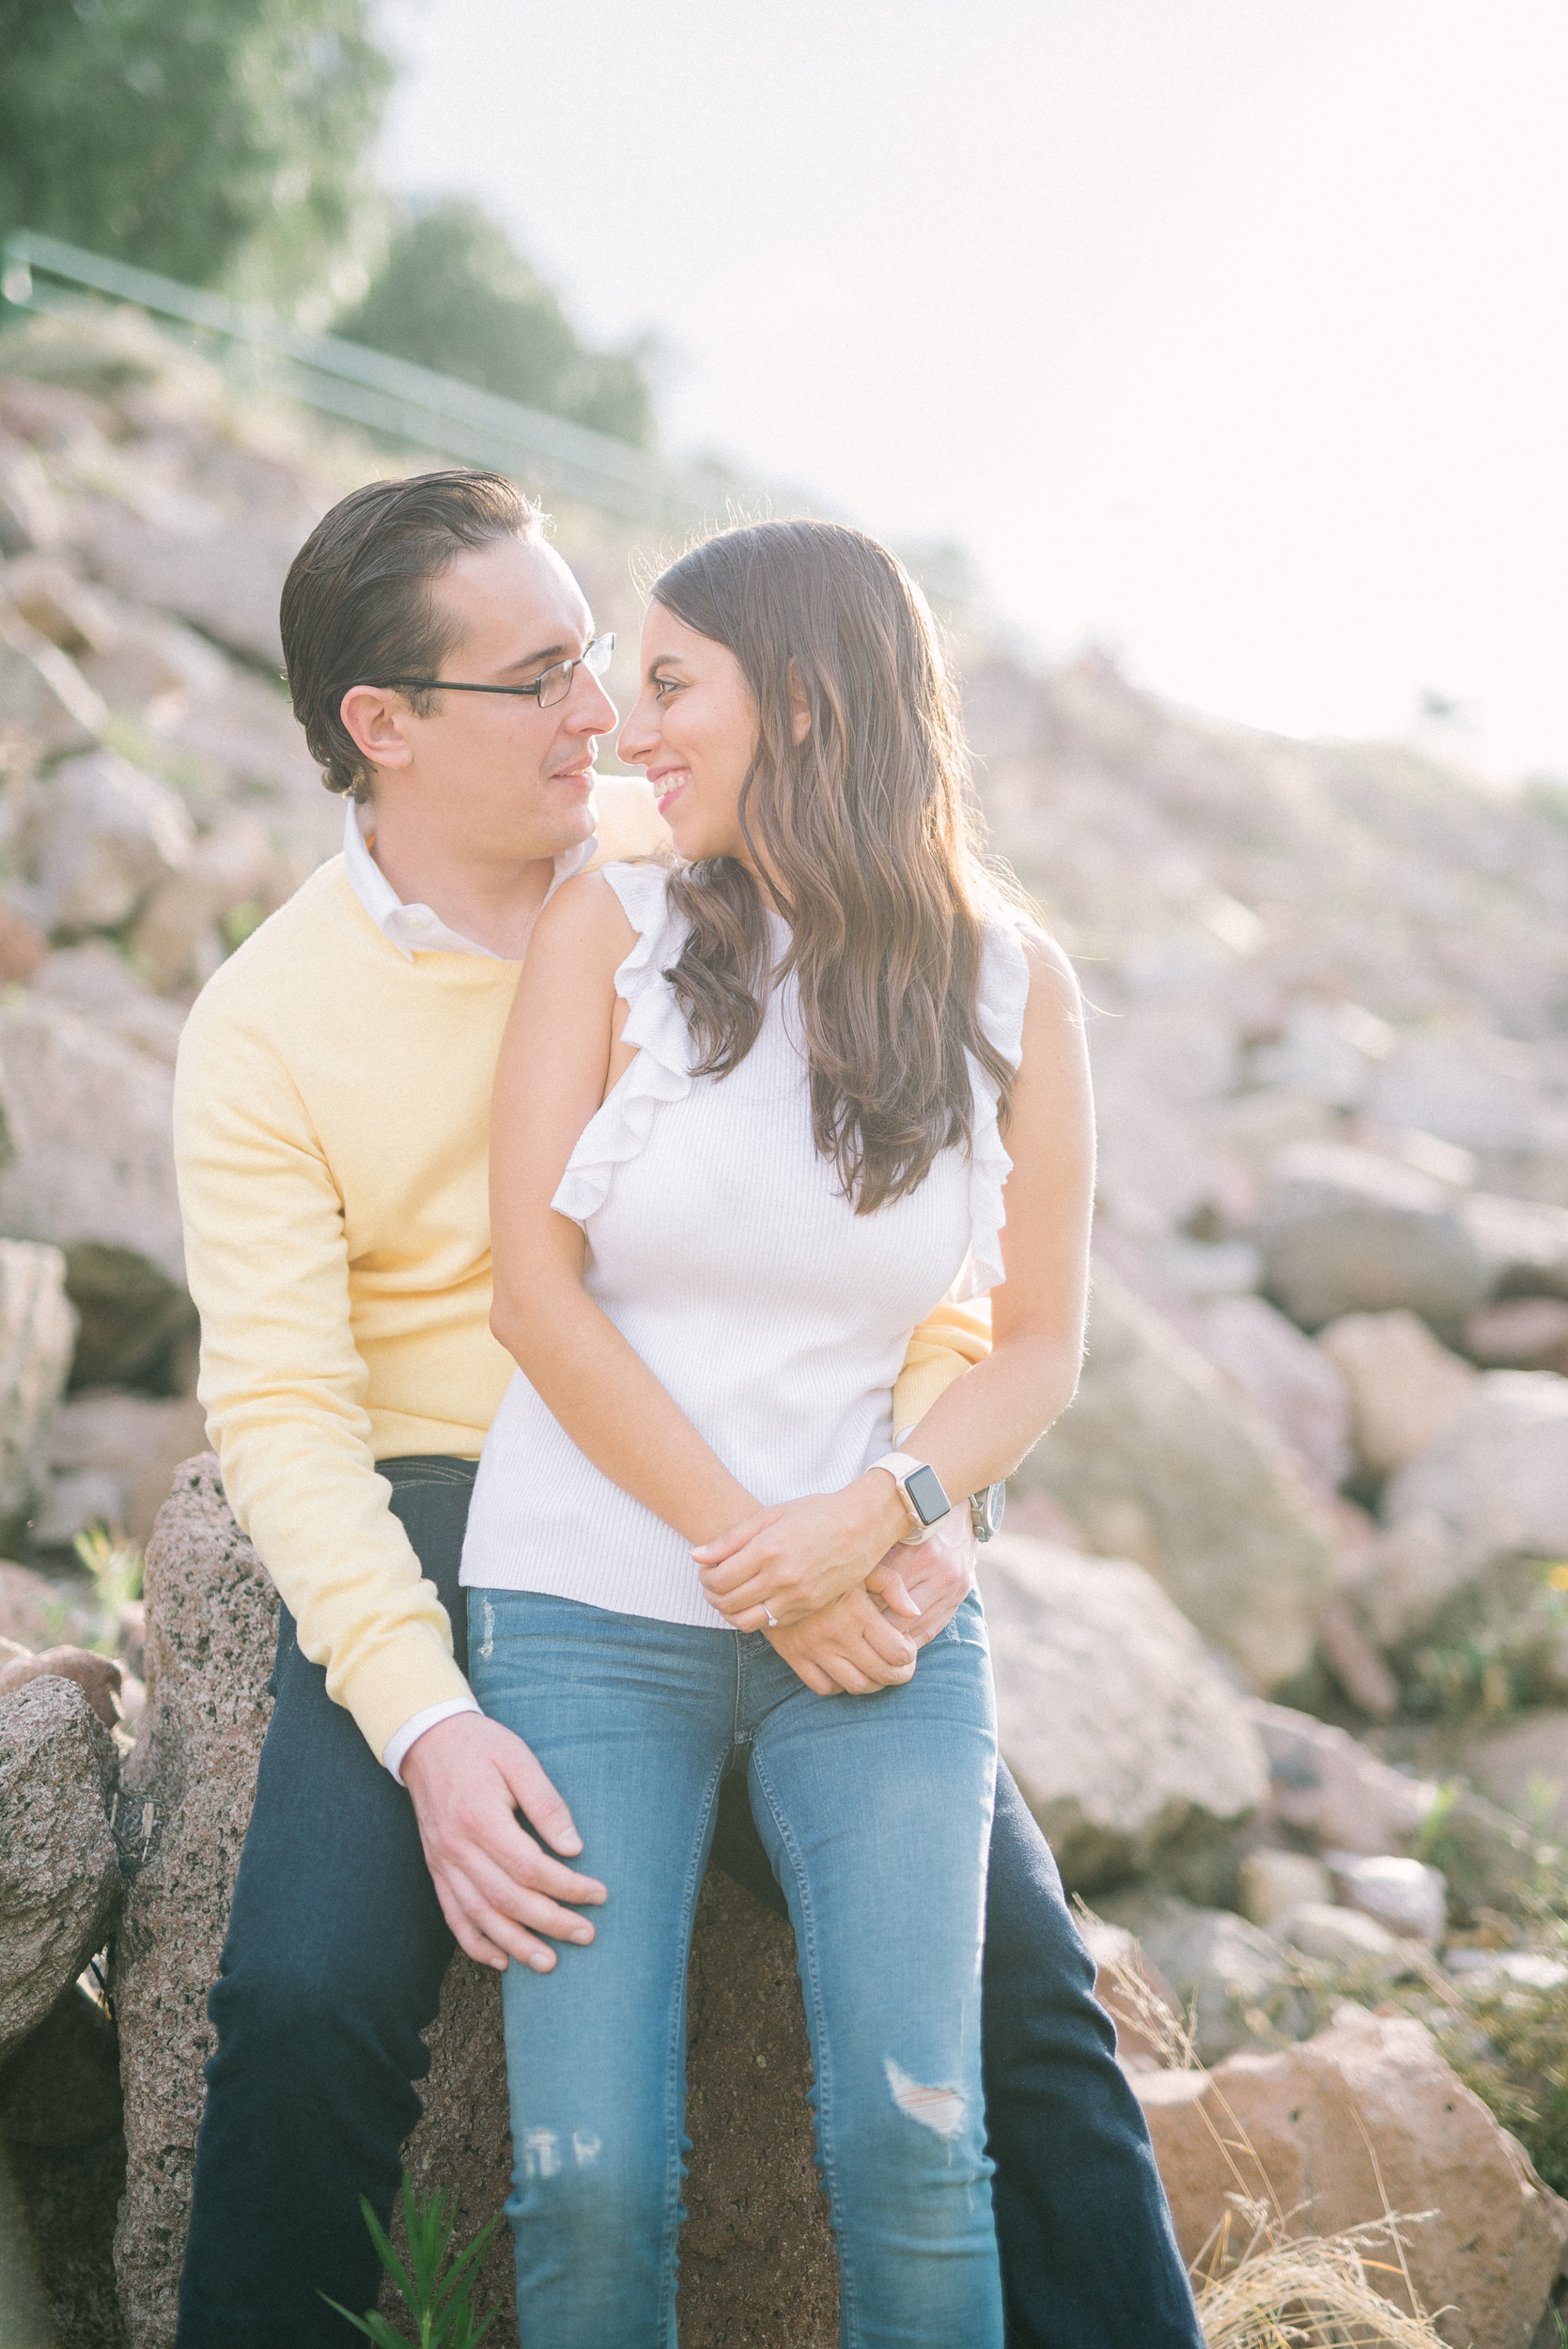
[364,632,615,710]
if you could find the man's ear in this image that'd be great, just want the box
[339,684,416,775]
[785,659,812,747]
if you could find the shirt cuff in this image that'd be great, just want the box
[383,1695,482,1784]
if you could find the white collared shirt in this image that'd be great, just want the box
[340,794,599,1780]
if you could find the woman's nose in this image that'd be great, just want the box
[617,693,657,766]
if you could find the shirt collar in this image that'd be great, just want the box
[342,798,598,961]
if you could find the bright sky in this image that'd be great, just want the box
[376,0,1568,782]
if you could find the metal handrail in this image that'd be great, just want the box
[0,228,725,529]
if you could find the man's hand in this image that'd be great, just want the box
[401,1712,605,1973]
[766,1585,920,1695]
[872,1513,975,1647]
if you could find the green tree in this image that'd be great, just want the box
[336,199,656,447]
[0,0,392,307]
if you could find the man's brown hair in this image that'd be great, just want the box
[280,470,541,799]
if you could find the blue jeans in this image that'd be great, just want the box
[471,1586,1004,2349]
[178,1459,1203,2347]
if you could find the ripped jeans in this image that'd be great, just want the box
[470,1586,1003,2349]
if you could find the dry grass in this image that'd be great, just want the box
[1084,1909,1452,2349]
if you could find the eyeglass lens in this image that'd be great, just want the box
[536,633,614,708]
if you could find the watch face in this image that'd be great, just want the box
[904,1462,951,1526]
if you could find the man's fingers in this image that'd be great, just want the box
[497,1743,585,1858]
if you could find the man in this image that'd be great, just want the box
[172,469,1203,2346]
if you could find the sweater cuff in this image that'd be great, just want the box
[384,1695,483,1784]
[336,1635,475,1767]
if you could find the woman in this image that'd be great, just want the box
[460,519,1094,2346]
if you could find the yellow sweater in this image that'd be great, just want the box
[173,785,988,1759]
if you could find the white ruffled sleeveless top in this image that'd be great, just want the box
[460,863,1029,1626]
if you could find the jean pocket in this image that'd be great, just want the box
[927,1590,986,1649]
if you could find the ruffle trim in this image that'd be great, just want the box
[955,916,1032,1300]
[551,863,694,1225]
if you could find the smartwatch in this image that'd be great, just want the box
[871,1452,954,1546]
[970,1483,1006,1543]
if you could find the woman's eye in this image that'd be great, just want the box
[652,677,679,701]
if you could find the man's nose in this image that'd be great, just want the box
[566,669,618,732]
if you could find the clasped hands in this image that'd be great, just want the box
[691,1470,974,1697]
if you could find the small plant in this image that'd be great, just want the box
[320,2171,501,2349]
[73,1523,144,1655]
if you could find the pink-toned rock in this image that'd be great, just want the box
[1075,1916,1183,2070]
[1138,2006,1568,2348]
[1250,1699,1437,1855]
[0,1645,122,1728]
[1468,1296,1568,1376]
[1189,1291,1352,1496]
[0,1561,58,1651]
[1316,1308,1477,1478]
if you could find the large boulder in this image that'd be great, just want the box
[1381,1373,1568,1589]
[1015,1267,1340,1689]
[1249,1699,1437,1856]
[113,1455,845,2348]
[7,747,193,937]
[76,500,304,670]
[0,1237,77,1536]
[0,998,183,1286]
[1258,1141,1491,1338]
[977,1533,1267,1888]
[1139,2006,1568,2348]
[0,1673,122,2067]
[1315,1308,1477,1479]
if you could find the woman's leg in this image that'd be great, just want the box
[468,1592,733,2349]
[745,1594,1003,2349]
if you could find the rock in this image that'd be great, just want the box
[1316,1308,1478,1479]
[1452,1952,1568,1995]
[45,1388,210,1544]
[976,1533,1268,1888]
[1138,2005,1568,2348]
[129,816,298,994]
[77,501,305,669]
[1465,1712,1568,1838]
[0,610,106,759]
[0,1985,128,2349]
[1315,1595,1402,1718]
[113,1454,856,2347]
[1014,1268,1340,1690]
[0,902,49,983]
[61,1243,199,1395]
[1245,997,1397,1111]
[0,1000,184,1286]
[0,439,62,556]
[0,1560,58,1650]
[1277,1900,1406,1970]
[0,1646,122,1727]
[1462,1192,1568,1303]
[1074,1915,1184,2069]
[0,1238,77,1537]
[30,943,188,1069]
[1235,1848,1334,1928]
[8,746,194,937]
[1469,1297,1568,1376]
[2,554,124,660]
[109,1454,282,2348]
[1383,1373,1568,1583]
[1352,1509,1470,1649]
[1249,1699,1438,1855]
[1188,1291,1352,1494]
[0,1674,122,2067]
[1258,1140,1490,1338]
[1323,1850,1447,1943]
[1095,1890,1312,2066]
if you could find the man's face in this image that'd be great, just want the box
[377,534,617,865]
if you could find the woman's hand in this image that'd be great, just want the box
[694,1473,915,1631]
[766,1586,921,1695]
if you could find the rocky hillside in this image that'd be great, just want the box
[3,301,1568,2346]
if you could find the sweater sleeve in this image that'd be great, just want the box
[172,983,474,1762]
[892,1299,992,1439]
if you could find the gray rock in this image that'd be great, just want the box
[0,998,183,1285]
[45,1388,210,1548]
[978,1532,1267,1888]
[1249,1698,1437,1855]
[1277,1900,1405,1970]
[0,1674,122,2067]
[1234,1848,1333,1928]
[1094,1890,1312,2065]
[0,1237,77,1537]
[0,1985,128,2349]
[1322,1850,1447,1943]
[1258,1139,1491,1338]
[1461,1191,1568,1303]
[8,748,193,936]
[77,501,303,669]
[1014,1266,1339,1689]
[1383,1372,1568,1582]
[0,610,105,760]
[1316,1308,1477,1478]
[30,942,188,1070]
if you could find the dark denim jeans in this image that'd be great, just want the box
[176,1459,1202,2348]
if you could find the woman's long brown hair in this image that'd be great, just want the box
[654,519,1016,1215]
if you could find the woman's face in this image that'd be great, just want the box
[617,604,761,867]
